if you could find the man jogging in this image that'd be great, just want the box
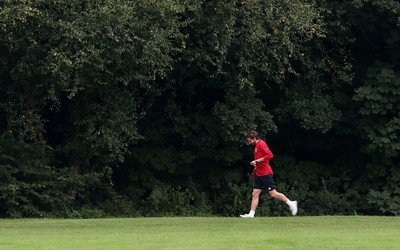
[240,131,298,218]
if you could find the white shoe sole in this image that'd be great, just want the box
[239,214,254,218]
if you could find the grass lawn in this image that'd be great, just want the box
[0,216,399,249]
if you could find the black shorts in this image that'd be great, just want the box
[253,174,276,191]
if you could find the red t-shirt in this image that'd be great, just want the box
[254,139,274,176]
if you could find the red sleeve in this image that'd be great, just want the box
[259,141,273,161]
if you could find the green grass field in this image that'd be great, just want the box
[0,216,399,249]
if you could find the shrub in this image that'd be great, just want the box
[0,138,100,218]
[145,179,212,217]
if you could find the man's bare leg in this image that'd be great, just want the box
[240,189,262,218]
[269,189,298,216]
[268,189,288,202]
[251,189,262,211]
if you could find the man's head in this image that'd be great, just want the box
[246,130,260,146]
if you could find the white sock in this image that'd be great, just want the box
[249,210,255,215]
[286,200,292,205]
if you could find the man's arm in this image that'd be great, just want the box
[251,143,273,166]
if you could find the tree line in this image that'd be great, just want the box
[0,0,399,217]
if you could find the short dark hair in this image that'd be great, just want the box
[246,130,260,139]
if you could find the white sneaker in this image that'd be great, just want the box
[289,201,298,216]
[239,213,254,218]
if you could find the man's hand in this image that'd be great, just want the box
[250,160,258,166]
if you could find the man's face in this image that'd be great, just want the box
[247,138,257,146]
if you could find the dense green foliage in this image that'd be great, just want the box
[0,0,399,217]
[0,138,101,217]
